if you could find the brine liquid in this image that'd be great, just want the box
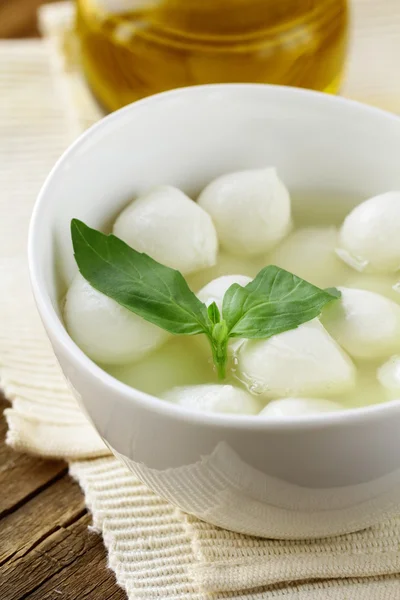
[105,198,400,410]
[76,0,348,112]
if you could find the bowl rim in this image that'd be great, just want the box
[28,82,400,431]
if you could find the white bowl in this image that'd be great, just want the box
[29,84,400,538]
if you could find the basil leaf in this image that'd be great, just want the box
[207,302,221,325]
[324,287,341,298]
[71,220,342,381]
[222,265,340,339]
[221,284,249,334]
[71,219,210,335]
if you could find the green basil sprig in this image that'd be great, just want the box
[71,219,340,378]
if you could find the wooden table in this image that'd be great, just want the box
[0,0,58,38]
[0,2,126,597]
[0,393,127,599]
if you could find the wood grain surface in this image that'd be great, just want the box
[0,0,59,38]
[0,393,127,599]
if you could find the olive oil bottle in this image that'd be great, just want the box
[76,0,348,112]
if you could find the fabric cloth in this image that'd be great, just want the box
[1,2,400,598]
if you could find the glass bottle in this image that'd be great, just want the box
[76,0,349,112]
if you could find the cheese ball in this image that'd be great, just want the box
[187,250,263,293]
[378,356,400,393]
[197,167,291,256]
[337,191,400,273]
[343,273,400,304]
[197,274,252,311]
[267,226,351,288]
[113,185,218,274]
[259,397,342,418]
[162,384,261,415]
[321,287,400,360]
[108,336,216,397]
[236,320,356,398]
[64,273,169,365]
[340,361,391,408]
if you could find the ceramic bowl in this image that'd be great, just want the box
[28,84,400,538]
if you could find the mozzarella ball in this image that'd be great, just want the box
[113,185,218,274]
[343,273,400,304]
[187,251,263,292]
[162,384,261,415]
[267,227,351,288]
[259,397,342,418]
[340,361,391,408]
[197,274,252,311]
[321,287,400,359]
[235,320,356,398]
[337,192,400,273]
[378,356,400,392]
[64,273,169,365]
[108,336,216,397]
[197,167,291,256]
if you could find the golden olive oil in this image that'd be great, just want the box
[76,0,348,112]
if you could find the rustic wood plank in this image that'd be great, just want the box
[2,511,127,600]
[1,512,93,599]
[0,393,126,599]
[0,395,67,517]
[0,394,12,465]
[24,522,128,600]
[0,0,59,39]
[0,472,86,564]
[31,568,128,600]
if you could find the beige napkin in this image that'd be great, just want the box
[1,2,400,598]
